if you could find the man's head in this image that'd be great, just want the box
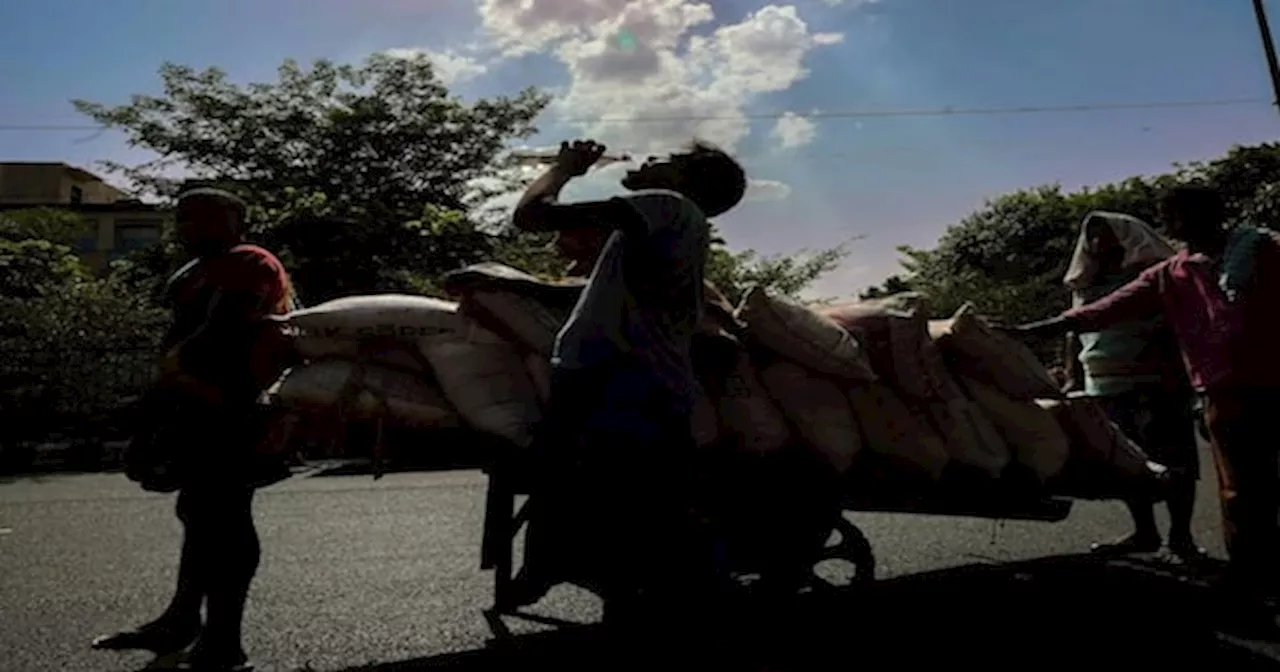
[1083,214,1125,273]
[1158,185,1227,249]
[621,140,747,217]
[175,188,249,256]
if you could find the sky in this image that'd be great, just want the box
[2,0,1279,298]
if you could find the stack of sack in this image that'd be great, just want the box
[270,261,1163,501]
[273,290,542,449]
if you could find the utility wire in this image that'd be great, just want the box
[0,97,1266,131]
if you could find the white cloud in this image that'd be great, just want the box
[822,0,881,7]
[771,112,817,149]
[745,179,793,201]
[476,1,844,154]
[382,47,488,86]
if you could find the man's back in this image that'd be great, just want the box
[553,189,709,416]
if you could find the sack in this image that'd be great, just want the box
[273,360,458,428]
[125,390,295,491]
[1037,397,1162,498]
[760,360,862,474]
[420,317,542,448]
[444,263,585,356]
[928,304,1060,401]
[701,280,742,334]
[289,294,461,355]
[297,338,430,373]
[823,293,956,402]
[737,286,875,381]
[714,347,791,455]
[921,396,1010,479]
[524,353,553,405]
[961,377,1069,483]
[846,382,950,481]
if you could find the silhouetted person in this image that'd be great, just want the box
[94,188,295,671]
[1059,212,1201,557]
[504,139,746,614]
[1013,185,1280,622]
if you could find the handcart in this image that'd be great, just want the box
[479,448,1075,612]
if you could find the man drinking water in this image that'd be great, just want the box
[504,139,747,613]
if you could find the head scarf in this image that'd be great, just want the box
[1063,211,1176,295]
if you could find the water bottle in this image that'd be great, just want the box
[509,146,633,169]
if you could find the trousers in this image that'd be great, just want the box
[1203,386,1280,596]
[167,485,260,648]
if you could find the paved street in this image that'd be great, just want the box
[0,444,1270,671]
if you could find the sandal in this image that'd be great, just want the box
[1090,534,1162,555]
[1167,537,1208,561]
[178,644,254,672]
[91,619,200,653]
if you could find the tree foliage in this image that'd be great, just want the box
[1,210,166,447]
[74,55,550,304]
[707,233,852,306]
[863,143,1280,331]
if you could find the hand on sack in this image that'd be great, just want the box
[556,140,608,176]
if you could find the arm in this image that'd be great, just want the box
[1062,333,1084,392]
[1013,265,1165,339]
[512,140,641,234]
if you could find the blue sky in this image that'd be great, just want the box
[2,0,1278,297]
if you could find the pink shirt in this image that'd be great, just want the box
[1063,241,1280,391]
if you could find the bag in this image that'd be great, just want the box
[296,338,430,374]
[1038,397,1164,499]
[823,293,957,402]
[289,294,461,356]
[960,376,1069,483]
[846,382,950,481]
[273,360,458,428]
[737,286,875,382]
[125,389,294,492]
[420,317,542,448]
[760,360,862,474]
[921,396,1010,479]
[444,263,586,356]
[928,304,1060,401]
[714,347,791,456]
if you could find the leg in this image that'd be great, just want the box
[1164,475,1202,555]
[92,490,203,653]
[1145,389,1203,556]
[1092,393,1161,553]
[186,487,259,669]
[1206,390,1280,599]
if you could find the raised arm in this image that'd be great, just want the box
[1013,263,1166,339]
[512,140,641,234]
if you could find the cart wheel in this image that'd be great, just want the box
[811,517,875,590]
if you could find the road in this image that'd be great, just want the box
[0,445,1272,672]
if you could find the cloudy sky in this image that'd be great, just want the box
[2,0,1278,297]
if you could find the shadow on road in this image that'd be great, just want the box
[320,554,1280,672]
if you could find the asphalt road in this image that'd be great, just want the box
[0,444,1271,672]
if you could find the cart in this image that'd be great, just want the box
[479,452,1074,612]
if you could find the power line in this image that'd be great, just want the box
[0,96,1266,132]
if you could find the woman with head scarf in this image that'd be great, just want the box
[1061,211,1202,558]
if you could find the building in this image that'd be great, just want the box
[0,162,169,270]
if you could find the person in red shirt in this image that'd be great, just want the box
[94,189,295,672]
[1013,185,1280,613]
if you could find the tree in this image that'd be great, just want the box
[74,55,550,303]
[706,233,852,307]
[0,210,166,449]
[859,142,1280,362]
